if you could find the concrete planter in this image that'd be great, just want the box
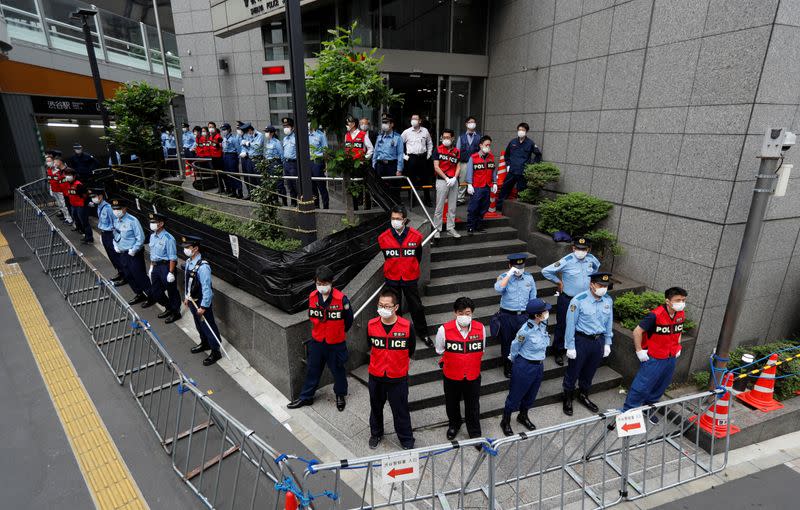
[606,322,698,385]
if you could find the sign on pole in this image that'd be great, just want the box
[381,452,420,484]
[616,409,647,437]
[229,234,239,258]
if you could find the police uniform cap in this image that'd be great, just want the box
[526,298,552,315]
[264,125,277,134]
[182,122,189,128]
[507,253,527,266]
[148,212,166,222]
[88,187,105,196]
[240,122,253,131]
[73,142,82,149]
[281,117,294,127]
[180,234,202,247]
[590,272,612,285]
[221,122,231,131]
[382,115,394,123]
[110,199,126,209]
[573,237,591,249]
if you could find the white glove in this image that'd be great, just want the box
[510,267,522,277]
[636,349,649,362]
[148,265,153,279]
[239,151,247,158]
[675,348,681,358]
[128,249,136,256]
[603,344,611,358]
[566,349,577,360]
[113,244,121,253]
[242,140,250,147]
[166,272,176,283]
[403,154,410,161]
[491,183,498,194]
[447,177,457,187]
[467,184,475,195]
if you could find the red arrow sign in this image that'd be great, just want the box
[621,422,642,432]
[388,467,414,478]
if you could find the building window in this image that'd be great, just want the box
[381,0,450,53]
[263,21,288,60]
[267,79,293,127]
[452,0,488,55]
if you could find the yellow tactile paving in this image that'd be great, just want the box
[0,232,149,510]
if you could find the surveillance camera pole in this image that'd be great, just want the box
[712,128,790,377]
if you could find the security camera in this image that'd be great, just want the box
[781,131,796,152]
[761,128,797,158]
[70,8,97,19]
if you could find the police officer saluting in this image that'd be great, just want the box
[288,265,353,411]
[492,253,537,378]
[367,288,415,450]
[143,213,181,323]
[112,200,151,305]
[622,287,688,416]
[500,298,552,436]
[435,297,485,440]
[562,272,614,415]
[181,235,223,366]
[89,188,125,285]
[541,237,600,366]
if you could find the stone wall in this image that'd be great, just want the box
[487,0,800,370]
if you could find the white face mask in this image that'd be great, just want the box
[456,315,472,328]
[377,307,394,319]
[283,127,292,135]
[411,119,419,128]
[209,127,216,133]
[481,146,491,154]
[74,149,82,155]
[236,129,243,136]
[182,127,188,132]
[517,130,527,138]
[316,284,331,295]
[381,123,390,132]
[201,131,208,137]
[113,209,124,218]
[391,219,404,231]
[593,286,608,297]
[149,222,159,232]
[360,124,369,131]
[671,301,686,312]
[65,175,75,182]
[183,247,194,257]
[442,139,452,147]
[574,250,588,260]
[91,196,101,204]
[540,311,550,322]
[466,122,476,130]
[221,130,229,136]
[46,160,53,167]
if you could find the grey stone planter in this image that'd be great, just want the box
[606,322,698,386]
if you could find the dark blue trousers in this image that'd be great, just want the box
[552,292,573,353]
[466,185,490,231]
[119,250,151,296]
[504,357,544,414]
[223,153,241,192]
[496,172,526,212]
[622,357,677,411]
[149,263,181,314]
[491,310,529,360]
[563,333,604,393]
[283,159,298,204]
[310,160,329,209]
[299,341,348,400]
[189,301,221,351]
[72,205,92,242]
[368,375,414,448]
[100,230,123,274]
[242,157,260,188]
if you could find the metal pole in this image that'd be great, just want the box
[713,128,788,373]
[151,0,183,176]
[285,0,317,243]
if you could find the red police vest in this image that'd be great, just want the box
[207,132,223,158]
[436,145,460,178]
[47,167,60,192]
[367,316,411,378]
[195,135,208,157]
[470,152,496,188]
[642,305,685,359]
[67,179,87,207]
[378,227,422,282]
[345,130,367,159]
[440,319,485,381]
[308,288,347,344]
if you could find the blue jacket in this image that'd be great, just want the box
[503,136,542,174]
[456,131,481,162]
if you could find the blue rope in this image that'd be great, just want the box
[709,353,729,390]
[274,476,338,508]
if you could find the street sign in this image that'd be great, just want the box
[381,452,419,484]
[616,409,647,437]
[229,234,239,258]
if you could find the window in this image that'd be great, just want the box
[381,0,450,53]
[263,21,288,60]
[452,0,488,55]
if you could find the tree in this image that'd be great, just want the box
[305,23,403,222]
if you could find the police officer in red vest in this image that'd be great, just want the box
[378,204,432,347]
[367,287,416,450]
[622,287,688,416]
[464,136,498,234]
[62,167,93,244]
[288,265,354,412]
[435,297,485,440]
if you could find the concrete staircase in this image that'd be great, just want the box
[351,216,645,431]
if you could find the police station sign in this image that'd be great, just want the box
[211,0,318,37]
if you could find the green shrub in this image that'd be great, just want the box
[518,162,560,204]
[584,228,624,258]
[727,340,800,401]
[537,192,612,237]
[691,370,710,389]
[614,290,696,332]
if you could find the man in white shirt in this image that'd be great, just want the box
[401,114,433,206]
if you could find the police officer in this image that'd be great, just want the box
[541,237,601,366]
[220,123,242,197]
[62,167,93,244]
[288,265,353,411]
[367,287,415,450]
[281,117,299,206]
[622,287,688,415]
[492,253,537,378]
[143,213,182,323]
[372,115,404,202]
[456,116,481,205]
[68,143,99,182]
[344,115,373,211]
[562,272,614,416]
[378,205,432,347]
[500,298,552,436]
[181,122,195,158]
[435,296,485,440]
[111,200,151,305]
[309,123,330,209]
[182,235,223,366]
[162,126,177,162]
[432,128,461,239]
[465,136,498,235]
[262,126,285,205]
[241,123,264,190]
[496,123,542,212]
[89,188,125,285]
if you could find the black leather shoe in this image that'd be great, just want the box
[191,343,210,354]
[402,442,415,450]
[500,412,513,437]
[111,273,124,281]
[141,300,156,309]
[287,398,314,409]
[128,294,147,305]
[563,390,574,416]
[336,395,346,412]
[368,436,382,449]
[203,350,222,366]
[164,313,181,324]
[577,392,599,413]
[554,353,564,366]
[516,411,536,431]
[503,360,512,379]
[157,310,172,319]
[423,336,434,349]
[112,279,127,287]
[446,424,461,440]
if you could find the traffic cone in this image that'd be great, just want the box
[285,492,299,510]
[736,354,784,413]
[689,372,740,438]
[485,151,505,218]
[184,160,193,177]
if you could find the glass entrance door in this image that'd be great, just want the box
[386,73,440,136]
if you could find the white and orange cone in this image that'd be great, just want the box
[736,353,784,413]
[486,151,506,218]
[689,372,741,438]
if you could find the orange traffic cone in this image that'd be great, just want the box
[184,160,193,178]
[486,151,505,218]
[285,492,299,510]
[689,372,740,438]
[736,354,784,413]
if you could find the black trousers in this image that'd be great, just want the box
[375,160,400,203]
[368,375,414,448]
[100,230,123,274]
[443,376,482,438]
[405,153,432,203]
[148,263,181,314]
[385,282,429,340]
[299,341,348,399]
[119,250,151,296]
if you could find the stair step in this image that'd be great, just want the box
[431,239,528,262]
[425,269,558,297]
[451,216,510,230]
[431,226,519,247]
[430,255,539,279]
